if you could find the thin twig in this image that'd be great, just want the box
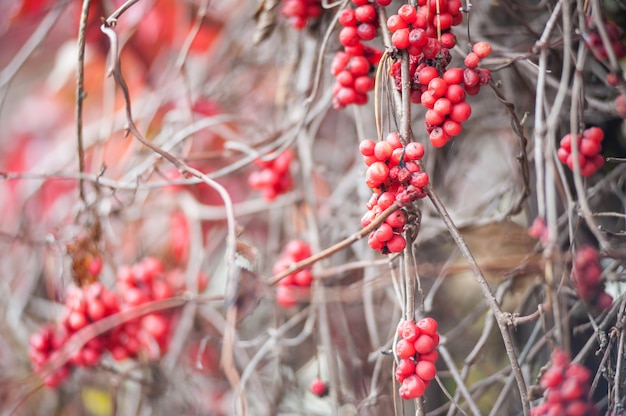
[266,201,403,285]
[426,185,530,415]
[0,3,66,112]
[75,0,92,205]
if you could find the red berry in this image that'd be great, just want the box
[410,172,429,188]
[339,26,360,47]
[414,334,436,354]
[385,210,406,229]
[386,234,406,252]
[580,138,601,157]
[415,360,437,381]
[349,56,370,76]
[566,153,587,170]
[293,269,314,286]
[345,43,364,56]
[420,91,437,109]
[557,148,569,164]
[365,161,390,188]
[404,142,425,160]
[392,28,411,49]
[385,132,403,148]
[357,23,377,41]
[445,84,466,103]
[583,126,604,143]
[560,378,584,401]
[368,232,385,250]
[354,75,375,93]
[337,69,355,87]
[390,147,404,166]
[284,239,312,259]
[355,4,377,23]
[442,119,462,137]
[478,68,491,86]
[433,97,452,116]
[276,285,298,307]
[409,28,428,47]
[443,68,463,85]
[398,4,417,23]
[472,41,492,58]
[338,8,357,26]
[413,12,427,29]
[420,349,439,363]
[359,139,376,156]
[416,317,438,336]
[374,223,394,242]
[377,191,396,210]
[398,320,420,342]
[142,313,169,339]
[449,102,472,123]
[335,87,357,106]
[463,68,480,87]
[428,78,448,98]
[425,109,445,125]
[86,300,106,322]
[434,13,452,30]
[429,127,449,147]
[417,66,439,86]
[540,367,564,389]
[422,37,441,59]
[330,52,350,76]
[396,358,416,382]
[397,338,417,358]
[440,32,456,48]
[399,374,426,400]
[387,14,407,32]
[374,140,394,161]
[310,378,328,397]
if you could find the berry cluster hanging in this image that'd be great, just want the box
[395,318,441,400]
[359,132,429,253]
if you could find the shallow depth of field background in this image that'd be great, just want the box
[0,1,625,415]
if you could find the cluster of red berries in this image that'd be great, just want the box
[387,1,463,56]
[28,325,72,387]
[395,44,491,147]
[387,3,492,147]
[248,149,295,201]
[273,239,314,308]
[557,126,604,177]
[572,245,613,311]
[29,282,121,387]
[280,0,322,30]
[359,133,428,253]
[332,2,383,109]
[583,17,626,64]
[29,257,204,387]
[395,318,440,400]
[531,349,598,416]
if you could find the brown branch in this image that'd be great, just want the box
[266,201,404,285]
[75,0,92,205]
[426,185,530,415]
